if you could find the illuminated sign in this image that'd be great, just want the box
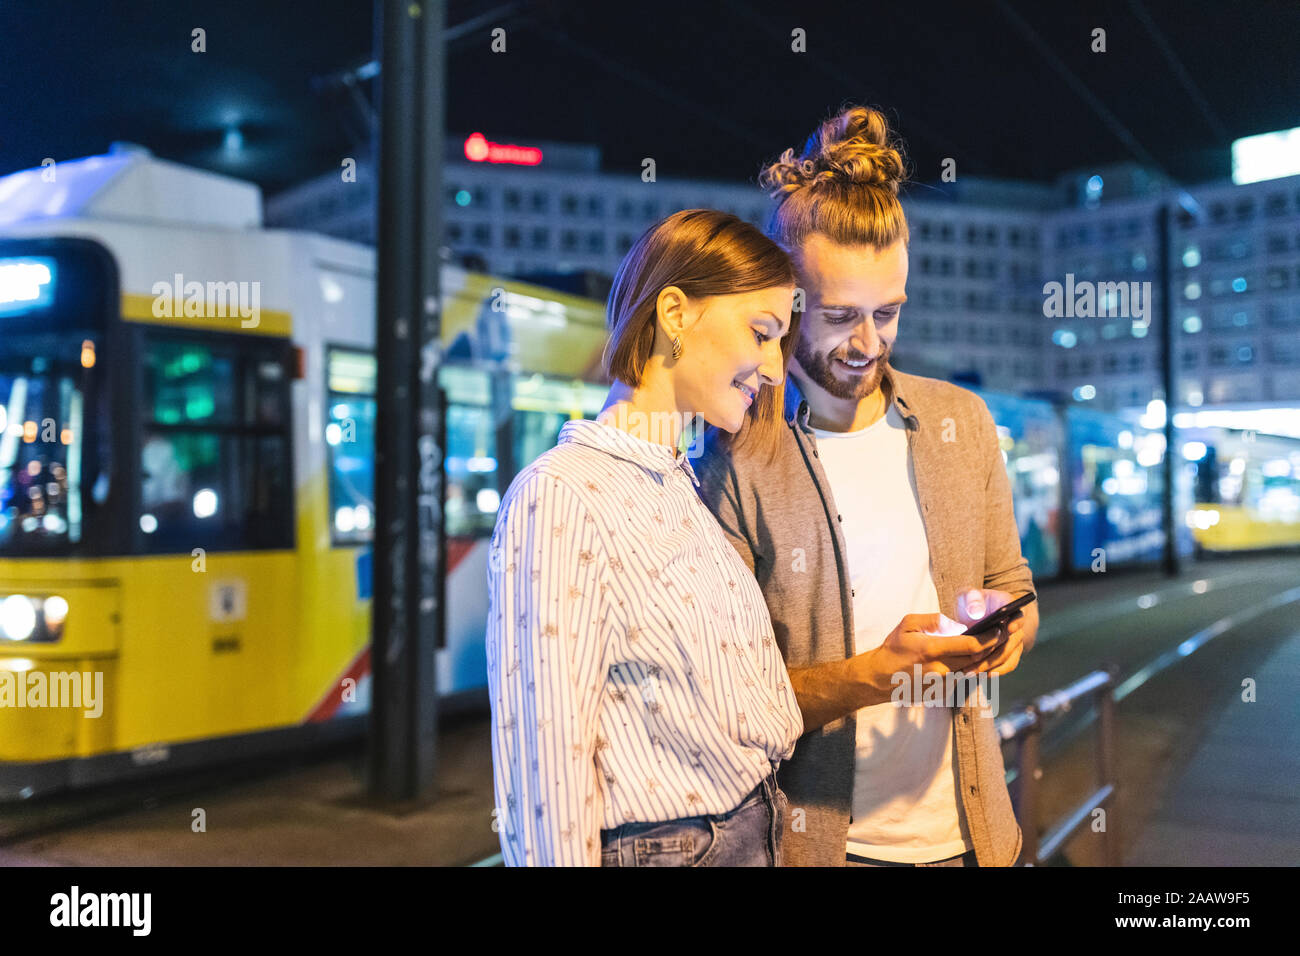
[0,257,56,314]
[462,132,542,166]
[1231,127,1300,185]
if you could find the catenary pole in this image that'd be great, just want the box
[370,0,446,799]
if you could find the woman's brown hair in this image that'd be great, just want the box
[603,208,798,462]
[759,105,910,254]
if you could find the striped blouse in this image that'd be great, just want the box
[486,418,803,866]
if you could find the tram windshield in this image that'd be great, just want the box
[0,246,110,556]
[0,335,103,553]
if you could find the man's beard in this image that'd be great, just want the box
[794,336,891,401]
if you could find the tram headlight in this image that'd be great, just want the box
[1,595,37,641]
[0,594,67,642]
[43,595,69,628]
[1185,509,1221,531]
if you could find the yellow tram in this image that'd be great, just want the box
[0,149,610,798]
[6,149,1294,801]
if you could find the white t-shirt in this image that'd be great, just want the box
[809,404,973,863]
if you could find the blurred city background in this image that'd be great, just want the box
[0,0,1297,866]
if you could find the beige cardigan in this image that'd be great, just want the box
[695,365,1032,867]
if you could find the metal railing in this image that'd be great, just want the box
[995,665,1120,866]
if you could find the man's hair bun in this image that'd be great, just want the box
[759,105,911,252]
[759,106,907,197]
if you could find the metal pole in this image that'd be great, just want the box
[412,0,447,785]
[1015,711,1041,865]
[1158,203,1180,577]
[370,0,445,800]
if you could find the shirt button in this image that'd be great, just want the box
[837,514,843,522]
[851,588,856,597]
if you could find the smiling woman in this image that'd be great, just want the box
[486,208,805,867]
[602,209,801,462]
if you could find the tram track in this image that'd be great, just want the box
[0,743,362,849]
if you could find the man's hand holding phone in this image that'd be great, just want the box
[855,590,1036,704]
[865,612,1003,693]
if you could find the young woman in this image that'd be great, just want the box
[486,209,804,867]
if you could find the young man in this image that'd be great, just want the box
[696,106,1039,867]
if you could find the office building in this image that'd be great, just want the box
[264,134,1300,410]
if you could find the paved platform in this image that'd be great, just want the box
[0,714,502,867]
[1126,628,1300,866]
[2,554,1297,866]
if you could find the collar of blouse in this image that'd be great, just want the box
[558,418,702,487]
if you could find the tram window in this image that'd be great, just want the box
[510,373,607,474]
[326,348,377,546]
[445,403,496,539]
[436,365,496,539]
[140,336,292,552]
[0,357,99,553]
[147,344,238,425]
[140,431,290,546]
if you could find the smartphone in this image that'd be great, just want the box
[962,591,1036,636]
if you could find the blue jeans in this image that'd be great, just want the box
[600,772,787,867]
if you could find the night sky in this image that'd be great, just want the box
[3,0,1298,195]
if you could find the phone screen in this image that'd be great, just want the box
[962,592,1036,636]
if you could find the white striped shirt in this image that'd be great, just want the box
[486,418,803,866]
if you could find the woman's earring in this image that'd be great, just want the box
[671,335,683,360]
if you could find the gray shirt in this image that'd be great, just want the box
[695,365,1034,867]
